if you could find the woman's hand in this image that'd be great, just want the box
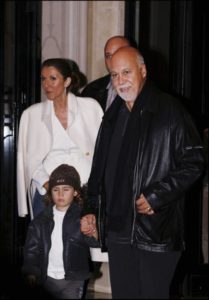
[43,181,49,191]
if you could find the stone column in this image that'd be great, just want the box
[87,1,125,82]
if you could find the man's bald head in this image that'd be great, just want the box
[111,46,145,68]
[109,46,147,106]
[104,36,131,71]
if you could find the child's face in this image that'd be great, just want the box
[51,185,77,211]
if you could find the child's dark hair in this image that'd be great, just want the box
[45,164,87,207]
[75,184,88,207]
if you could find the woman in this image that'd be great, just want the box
[17,58,103,219]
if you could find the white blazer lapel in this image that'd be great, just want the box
[67,93,90,153]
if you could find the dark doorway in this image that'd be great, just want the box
[0,2,42,298]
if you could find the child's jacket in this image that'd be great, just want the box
[22,202,98,284]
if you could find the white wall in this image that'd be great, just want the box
[42,1,88,75]
[42,1,125,82]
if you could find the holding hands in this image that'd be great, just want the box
[80,214,98,239]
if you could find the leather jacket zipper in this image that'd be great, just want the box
[131,109,143,245]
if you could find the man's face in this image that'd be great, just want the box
[110,50,146,102]
[104,39,129,71]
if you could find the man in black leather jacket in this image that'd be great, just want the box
[81,47,205,299]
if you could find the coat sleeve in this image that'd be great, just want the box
[143,107,205,211]
[22,220,42,277]
[17,110,30,217]
[82,123,104,216]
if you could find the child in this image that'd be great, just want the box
[22,164,98,299]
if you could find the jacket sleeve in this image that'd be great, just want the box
[83,235,99,247]
[32,164,49,195]
[80,83,93,98]
[22,220,42,277]
[143,107,205,211]
[82,124,104,216]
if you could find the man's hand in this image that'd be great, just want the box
[80,214,97,236]
[136,194,154,215]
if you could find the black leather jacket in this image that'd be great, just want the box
[22,202,98,284]
[81,74,110,112]
[83,81,205,253]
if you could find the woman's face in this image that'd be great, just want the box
[41,66,70,101]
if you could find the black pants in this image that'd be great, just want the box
[43,276,84,299]
[107,243,181,299]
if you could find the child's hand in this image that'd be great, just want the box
[80,214,97,237]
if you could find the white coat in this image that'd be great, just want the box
[17,93,103,218]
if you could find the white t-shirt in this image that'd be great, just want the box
[47,206,66,279]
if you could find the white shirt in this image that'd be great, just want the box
[47,206,66,279]
[106,80,117,110]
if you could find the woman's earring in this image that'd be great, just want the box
[65,78,71,88]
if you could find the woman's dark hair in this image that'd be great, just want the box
[41,58,87,95]
[67,60,87,96]
[41,58,72,93]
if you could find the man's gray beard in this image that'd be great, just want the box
[118,92,137,102]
